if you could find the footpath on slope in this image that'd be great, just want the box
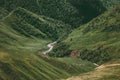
[96,63,120,69]
[66,63,120,80]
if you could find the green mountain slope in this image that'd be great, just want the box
[3,7,71,40]
[0,7,72,51]
[1,1,120,80]
[52,5,120,64]
[0,52,68,80]
[0,0,106,28]
[0,52,95,80]
[0,21,50,52]
[0,6,96,80]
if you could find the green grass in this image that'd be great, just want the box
[42,57,96,75]
[57,57,96,74]
[0,52,69,80]
[0,21,50,51]
[0,51,95,80]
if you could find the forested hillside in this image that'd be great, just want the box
[0,0,106,28]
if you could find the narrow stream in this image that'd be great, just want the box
[42,41,57,54]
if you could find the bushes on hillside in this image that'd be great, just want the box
[4,8,71,40]
[80,48,111,64]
